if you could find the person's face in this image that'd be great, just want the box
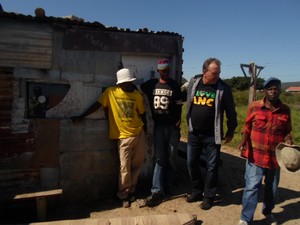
[158,68,170,80]
[203,62,220,84]
[119,82,135,92]
[265,85,280,103]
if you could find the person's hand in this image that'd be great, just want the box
[223,136,233,144]
[285,140,293,145]
[284,134,293,145]
[238,142,246,151]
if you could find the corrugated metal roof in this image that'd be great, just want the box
[285,86,300,92]
[0,8,181,36]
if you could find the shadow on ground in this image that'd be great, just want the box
[1,147,299,224]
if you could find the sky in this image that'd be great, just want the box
[1,0,300,82]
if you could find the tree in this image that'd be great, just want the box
[224,76,264,91]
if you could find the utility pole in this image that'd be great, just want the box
[240,62,264,104]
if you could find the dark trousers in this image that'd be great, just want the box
[186,132,221,200]
[151,123,180,194]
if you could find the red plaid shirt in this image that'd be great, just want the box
[241,97,292,169]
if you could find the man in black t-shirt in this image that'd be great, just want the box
[185,58,237,210]
[141,59,183,207]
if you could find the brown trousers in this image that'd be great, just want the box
[117,131,145,200]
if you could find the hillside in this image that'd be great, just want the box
[282,81,300,90]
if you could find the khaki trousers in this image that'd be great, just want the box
[117,131,145,200]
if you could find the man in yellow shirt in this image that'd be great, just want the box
[72,68,146,208]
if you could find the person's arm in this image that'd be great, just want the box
[224,86,238,139]
[71,101,101,122]
[173,81,184,127]
[284,107,293,145]
[238,104,254,151]
[238,132,250,150]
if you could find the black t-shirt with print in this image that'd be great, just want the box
[190,79,217,136]
[141,78,182,124]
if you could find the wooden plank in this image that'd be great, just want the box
[1,185,62,222]
[25,213,197,225]
[14,188,62,199]
[13,188,62,222]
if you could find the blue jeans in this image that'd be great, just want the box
[187,132,221,200]
[151,123,180,194]
[241,160,280,223]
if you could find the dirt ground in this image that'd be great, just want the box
[3,146,300,225]
[50,146,300,225]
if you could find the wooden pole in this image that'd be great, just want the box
[240,62,264,104]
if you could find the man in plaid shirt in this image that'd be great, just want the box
[237,77,293,225]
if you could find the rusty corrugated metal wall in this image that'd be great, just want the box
[0,68,36,168]
[0,21,52,69]
[0,68,13,125]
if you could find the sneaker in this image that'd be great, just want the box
[145,192,162,207]
[186,192,202,203]
[199,198,213,210]
[265,214,278,225]
[238,220,248,225]
[122,199,130,208]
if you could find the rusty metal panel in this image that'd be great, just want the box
[0,119,59,169]
[0,68,13,126]
[0,126,36,166]
[0,20,52,69]
[0,68,36,168]
[34,119,59,168]
[64,29,180,54]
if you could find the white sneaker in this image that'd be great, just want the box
[265,214,278,225]
[238,220,248,225]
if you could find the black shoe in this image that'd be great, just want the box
[186,192,202,203]
[128,193,136,202]
[145,192,162,207]
[200,198,213,210]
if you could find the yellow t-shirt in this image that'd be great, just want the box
[98,86,145,139]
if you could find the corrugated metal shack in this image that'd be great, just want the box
[0,8,184,204]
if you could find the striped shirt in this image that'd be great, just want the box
[241,97,292,169]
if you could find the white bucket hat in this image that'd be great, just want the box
[275,142,300,173]
[116,68,136,84]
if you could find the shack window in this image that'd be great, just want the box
[27,82,70,118]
